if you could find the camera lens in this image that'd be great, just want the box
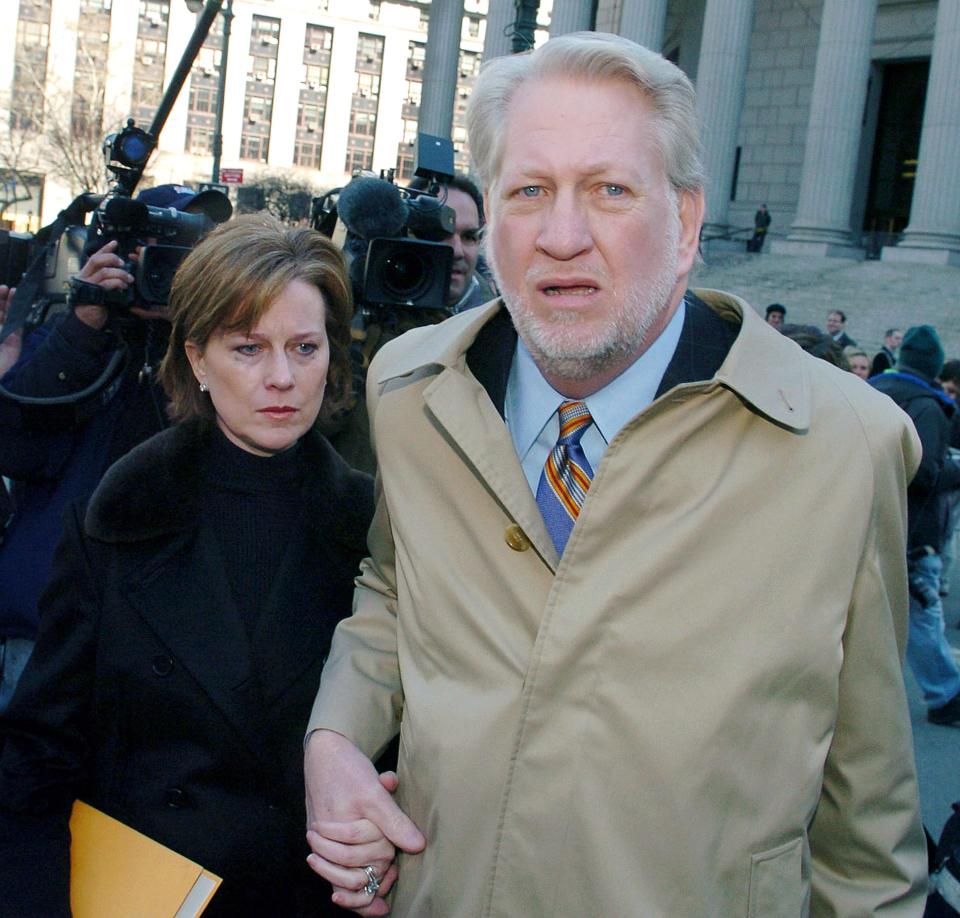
[119,134,149,164]
[382,251,428,299]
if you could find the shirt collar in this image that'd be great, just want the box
[451,275,480,313]
[505,299,686,457]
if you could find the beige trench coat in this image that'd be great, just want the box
[309,291,927,916]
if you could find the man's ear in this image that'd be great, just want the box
[676,186,705,275]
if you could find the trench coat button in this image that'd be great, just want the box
[504,524,531,552]
[164,787,188,809]
[151,654,174,676]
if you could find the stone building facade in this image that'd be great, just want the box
[2,0,957,266]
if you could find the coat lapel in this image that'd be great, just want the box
[422,367,559,567]
[417,305,558,566]
[251,517,343,704]
[121,528,274,769]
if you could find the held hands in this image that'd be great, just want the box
[305,730,425,916]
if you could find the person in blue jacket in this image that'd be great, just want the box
[0,185,227,711]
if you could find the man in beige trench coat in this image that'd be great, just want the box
[303,32,928,917]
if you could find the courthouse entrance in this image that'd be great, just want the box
[862,59,929,240]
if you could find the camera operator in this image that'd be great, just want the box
[0,185,227,711]
[408,173,496,313]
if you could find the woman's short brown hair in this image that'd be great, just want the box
[160,214,353,423]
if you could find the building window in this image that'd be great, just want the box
[405,80,422,107]
[240,133,268,162]
[139,0,168,24]
[355,71,380,98]
[298,102,325,131]
[250,16,280,47]
[303,63,329,89]
[188,84,217,114]
[349,110,376,136]
[244,95,273,124]
[185,124,214,155]
[304,24,332,55]
[356,33,384,66]
[294,139,322,169]
[346,147,373,174]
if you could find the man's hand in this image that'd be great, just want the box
[305,729,425,915]
[73,240,135,330]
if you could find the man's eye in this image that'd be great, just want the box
[462,232,480,245]
[518,186,541,198]
[601,184,625,196]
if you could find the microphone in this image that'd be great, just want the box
[337,177,408,240]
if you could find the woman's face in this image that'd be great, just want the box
[849,354,870,380]
[186,278,330,456]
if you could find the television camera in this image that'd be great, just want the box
[311,133,457,315]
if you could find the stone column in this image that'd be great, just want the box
[483,0,514,61]
[619,0,668,51]
[774,0,877,259]
[883,0,960,266]
[419,0,465,139]
[695,0,755,240]
[549,0,592,37]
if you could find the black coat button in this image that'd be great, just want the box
[164,787,189,809]
[151,654,174,676]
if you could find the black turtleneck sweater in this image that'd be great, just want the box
[202,427,308,634]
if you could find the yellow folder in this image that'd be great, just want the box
[69,801,222,918]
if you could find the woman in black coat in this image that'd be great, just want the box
[0,216,373,916]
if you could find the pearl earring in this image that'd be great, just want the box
[199,381,208,393]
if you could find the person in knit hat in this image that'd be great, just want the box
[872,325,960,726]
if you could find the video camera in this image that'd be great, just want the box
[311,134,456,313]
[83,120,224,309]
[0,119,230,340]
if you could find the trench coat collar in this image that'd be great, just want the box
[376,290,810,432]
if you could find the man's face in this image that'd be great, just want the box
[941,379,959,401]
[887,330,903,350]
[826,312,844,334]
[485,76,703,394]
[766,311,784,330]
[443,187,481,306]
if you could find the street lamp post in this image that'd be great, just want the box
[185,0,233,183]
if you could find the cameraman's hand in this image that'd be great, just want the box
[0,285,22,375]
[73,240,135,330]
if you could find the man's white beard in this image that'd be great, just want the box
[489,210,682,383]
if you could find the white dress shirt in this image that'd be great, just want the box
[505,299,686,495]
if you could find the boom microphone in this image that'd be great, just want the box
[337,177,408,240]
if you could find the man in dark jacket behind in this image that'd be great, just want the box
[872,325,960,725]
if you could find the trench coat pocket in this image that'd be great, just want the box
[747,836,803,918]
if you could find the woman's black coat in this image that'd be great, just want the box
[0,421,373,917]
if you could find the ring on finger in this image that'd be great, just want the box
[362,865,381,896]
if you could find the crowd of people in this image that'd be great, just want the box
[0,29,957,918]
[763,304,960,729]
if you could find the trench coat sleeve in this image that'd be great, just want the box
[306,478,403,761]
[807,411,928,915]
[0,501,101,917]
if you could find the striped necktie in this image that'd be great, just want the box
[536,401,595,554]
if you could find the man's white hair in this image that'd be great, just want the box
[466,31,705,196]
